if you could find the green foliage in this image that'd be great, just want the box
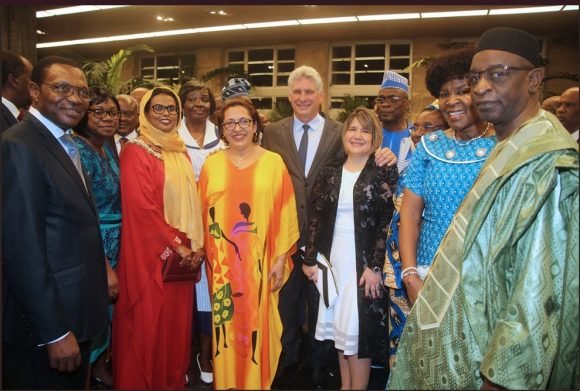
[269,100,293,122]
[200,67,249,83]
[83,44,154,94]
[336,95,370,123]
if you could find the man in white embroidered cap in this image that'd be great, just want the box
[375,70,413,173]
[388,27,579,390]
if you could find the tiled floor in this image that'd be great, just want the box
[186,334,389,390]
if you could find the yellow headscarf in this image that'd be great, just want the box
[139,87,203,251]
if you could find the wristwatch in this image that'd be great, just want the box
[372,266,382,274]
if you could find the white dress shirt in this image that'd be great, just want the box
[292,114,325,177]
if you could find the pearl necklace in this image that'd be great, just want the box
[452,122,490,147]
[444,123,491,160]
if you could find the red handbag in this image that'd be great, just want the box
[162,251,202,283]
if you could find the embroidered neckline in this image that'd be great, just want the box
[131,138,163,160]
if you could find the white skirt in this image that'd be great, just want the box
[314,224,359,355]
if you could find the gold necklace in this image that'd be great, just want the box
[228,147,255,168]
[452,122,490,147]
[192,131,204,147]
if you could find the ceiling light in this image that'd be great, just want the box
[298,16,358,25]
[563,5,579,11]
[36,5,128,18]
[37,29,197,48]
[489,6,563,15]
[244,20,300,29]
[156,16,174,22]
[357,13,420,21]
[209,10,229,16]
[421,10,488,18]
[194,25,246,33]
[36,30,46,35]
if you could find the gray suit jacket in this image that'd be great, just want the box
[262,116,345,245]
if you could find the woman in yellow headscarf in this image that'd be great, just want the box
[113,87,203,389]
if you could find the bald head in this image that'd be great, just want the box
[1,51,33,109]
[541,96,560,114]
[130,87,150,106]
[556,87,579,133]
[116,94,139,136]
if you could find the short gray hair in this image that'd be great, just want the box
[288,65,323,93]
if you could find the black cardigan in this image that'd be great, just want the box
[304,154,398,363]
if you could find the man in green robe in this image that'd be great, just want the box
[388,27,579,390]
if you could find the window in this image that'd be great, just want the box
[140,53,194,86]
[330,42,412,87]
[329,41,412,119]
[227,47,295,88]
[227,47,295,110]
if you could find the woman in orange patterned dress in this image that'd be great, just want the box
[198,98,299,389]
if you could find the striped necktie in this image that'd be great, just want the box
[60,132,87,190]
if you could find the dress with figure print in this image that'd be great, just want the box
[199,150,299,390]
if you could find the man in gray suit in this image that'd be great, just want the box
[263,65,395,388]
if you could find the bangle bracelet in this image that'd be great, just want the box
[402,266,418,275]
[402,271,420,279]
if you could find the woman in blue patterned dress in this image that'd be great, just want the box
[384,48,496,367]
[73,89,122,387]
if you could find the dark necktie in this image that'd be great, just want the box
[16,110,25,122]
[119,137,129,149]
[298,124,309,173]
[60,132,87,190]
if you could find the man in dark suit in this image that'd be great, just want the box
[2,56,109,389]
[114,94,140,155]
[263,65,395,389]
[1,50,33,132]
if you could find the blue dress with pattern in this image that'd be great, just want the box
[405,130,496,268]
[383,130,496,367]
[74,136,121,363]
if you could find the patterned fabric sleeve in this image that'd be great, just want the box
[304,165,333,267]
[403,140,427,197]
[370,165,398,270]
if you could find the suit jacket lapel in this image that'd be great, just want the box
[309,120,339,178]
[1,102,18,127]
[28,115,95,208]
[283,118,305,178]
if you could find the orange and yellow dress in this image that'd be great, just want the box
[199,149,299,390]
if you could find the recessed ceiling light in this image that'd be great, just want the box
[209,10,229,16]
[36,30,46,35]
[156,16,174,22]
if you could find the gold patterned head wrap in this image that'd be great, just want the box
[139,87,203,250]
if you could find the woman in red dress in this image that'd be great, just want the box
[112,87,204,389]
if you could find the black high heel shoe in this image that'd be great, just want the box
[90,376,113,390]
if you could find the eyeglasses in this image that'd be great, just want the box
[41,83,91,101]
[375,95,405,105]
[410,123,447,132]
[151,104,178,115]
[87,109,121,119]
[222,118,253,131]
[467,65,534,88]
